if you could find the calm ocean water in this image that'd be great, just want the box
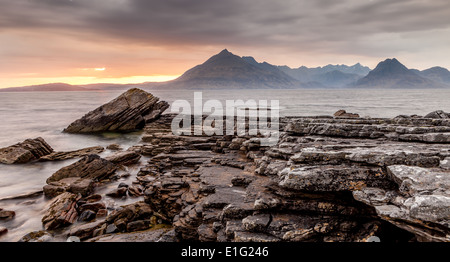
[0,88,450,241]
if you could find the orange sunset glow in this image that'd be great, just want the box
[1,0,450,89]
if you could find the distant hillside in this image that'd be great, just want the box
[353,58,448,89]
[0,83,87,92]
[417,66,450,85]
[278,63,371,87]
[160,49,300,89]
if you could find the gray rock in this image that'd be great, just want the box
[422,133,450,143]
[157,229,178,242]
[278,165,390,192]
[105,223,118,234]
[290,148,349,164]
[441,157,450,170]
[346,149,441,167]
[0,137,53,164]
[352,165,450,241]
[66,236,81,242]
[424,110,449,119]
[408,195,450,223]
[387,165,450,196]
[64,88,168,133]
[352,187,392,206]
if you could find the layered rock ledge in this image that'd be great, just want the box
[0,137,53,164]
[64,88,169,133]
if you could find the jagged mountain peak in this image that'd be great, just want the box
[170,49,298,89]
[368,58,414,77]
[353,57,449,88]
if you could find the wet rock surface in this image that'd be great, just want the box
[0,226,8,236]
[18,230,54,242]
[39,146,104,161]
[42,192,81,230]
[44,177,95,198]
[105,150,141,166]
[0,208,16,220]
[0,137,53,164]
[46,154,118,184]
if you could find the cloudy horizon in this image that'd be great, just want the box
[1,0,450,88]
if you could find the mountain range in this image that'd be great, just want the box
[156,49,298,89]
[2,49,450,91]
[354,58,448,89]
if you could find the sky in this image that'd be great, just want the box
[1,0,450,88]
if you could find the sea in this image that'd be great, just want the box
[1,88,450,241]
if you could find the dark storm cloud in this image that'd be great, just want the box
[1,0,450,63]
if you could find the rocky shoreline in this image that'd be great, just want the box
[0,89,449,242]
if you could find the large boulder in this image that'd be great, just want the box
[0,137,53,164]
[424,110,449,119]
[63,88,169,133]
[333,110,360,118]
[46,154,117,183]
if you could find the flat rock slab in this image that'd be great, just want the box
[64,88,168,133]
[44,177,95,197]
[168,150,215,160]
[387,165,450,196]
[39,146,104,161]
[87,227,171,242]
[0,137,53,164]
[105,151,141,166]
[46,154,117,183]
[278,165,392,192]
